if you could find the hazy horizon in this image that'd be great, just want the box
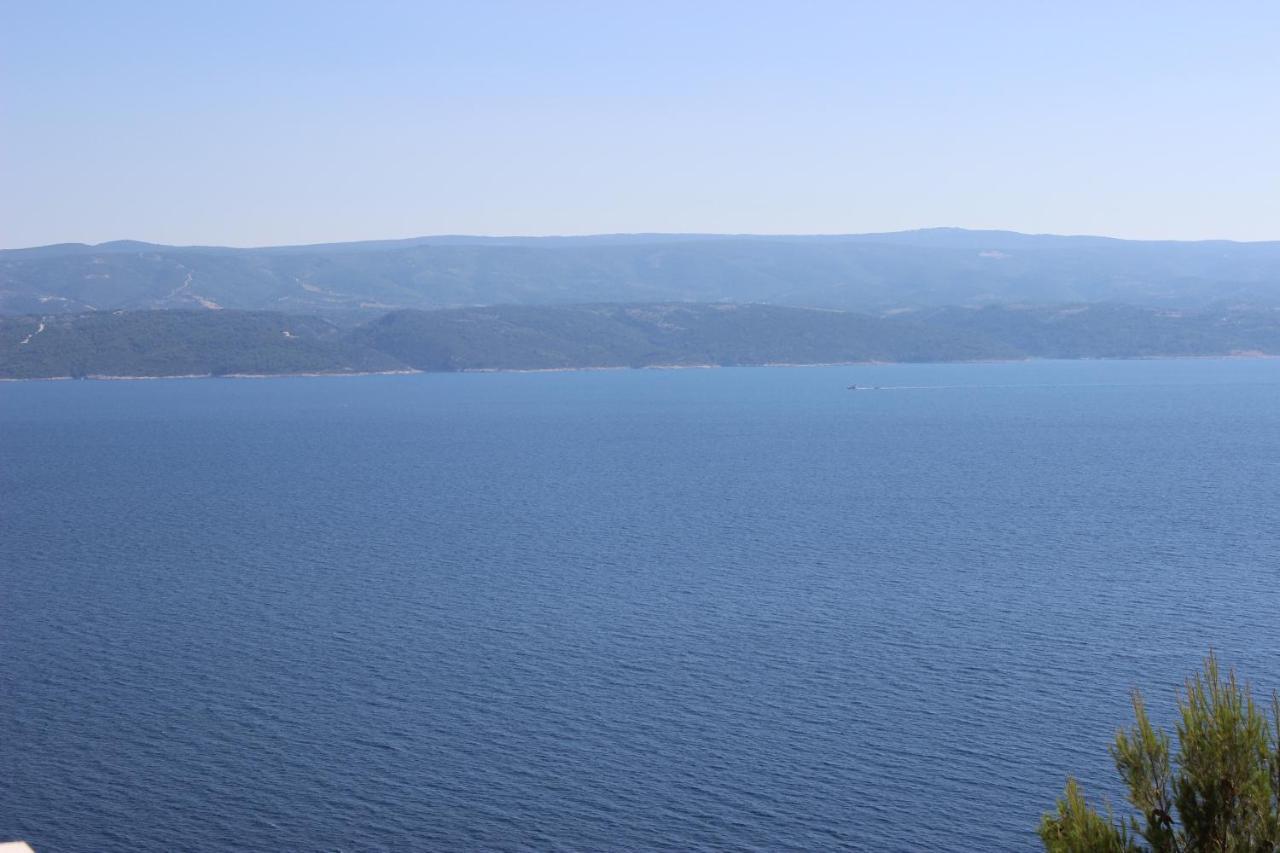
[10,224,1280,254]
[4,2,1279,249]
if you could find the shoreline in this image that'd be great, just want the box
[1,353,1278,383]
[0,368,424,383]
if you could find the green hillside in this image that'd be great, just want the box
[0,311,404,379]
[4,302,1280,380]
[351,303,1013,371]
[7,230,1280,316]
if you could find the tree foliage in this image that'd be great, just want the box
[1040,654,1280,852]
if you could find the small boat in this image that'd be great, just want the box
[847,384,859,390]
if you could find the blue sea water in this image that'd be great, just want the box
[2,359,1280,852]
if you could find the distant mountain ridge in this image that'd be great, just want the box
[5,229,1280,317]
[4,302,1280,380]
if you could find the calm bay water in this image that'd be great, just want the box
[3,359,1280,851]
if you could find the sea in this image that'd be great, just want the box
[2,358,1279,852]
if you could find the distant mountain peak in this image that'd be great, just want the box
[4,230,1280,316]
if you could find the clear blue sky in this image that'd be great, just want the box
[2,1,1278,248]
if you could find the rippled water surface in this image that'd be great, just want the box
[3,359,1280,851]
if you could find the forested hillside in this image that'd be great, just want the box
[4,302,1279,380]
[6,229,1280,316]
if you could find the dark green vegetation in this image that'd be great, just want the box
[1040,655,1280,852]
[0,311,402,379]
[351,303,1009,371]
[4,302,1280,379]
[8,229,1280,316]
[903,304,1280,359]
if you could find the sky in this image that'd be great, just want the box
[2,1,1279,248]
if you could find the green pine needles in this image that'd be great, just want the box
[1040,653,1280,852]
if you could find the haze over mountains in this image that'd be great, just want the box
[7,228,1280,316]
[5,229,1280,379]
[5,302,1280,380]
